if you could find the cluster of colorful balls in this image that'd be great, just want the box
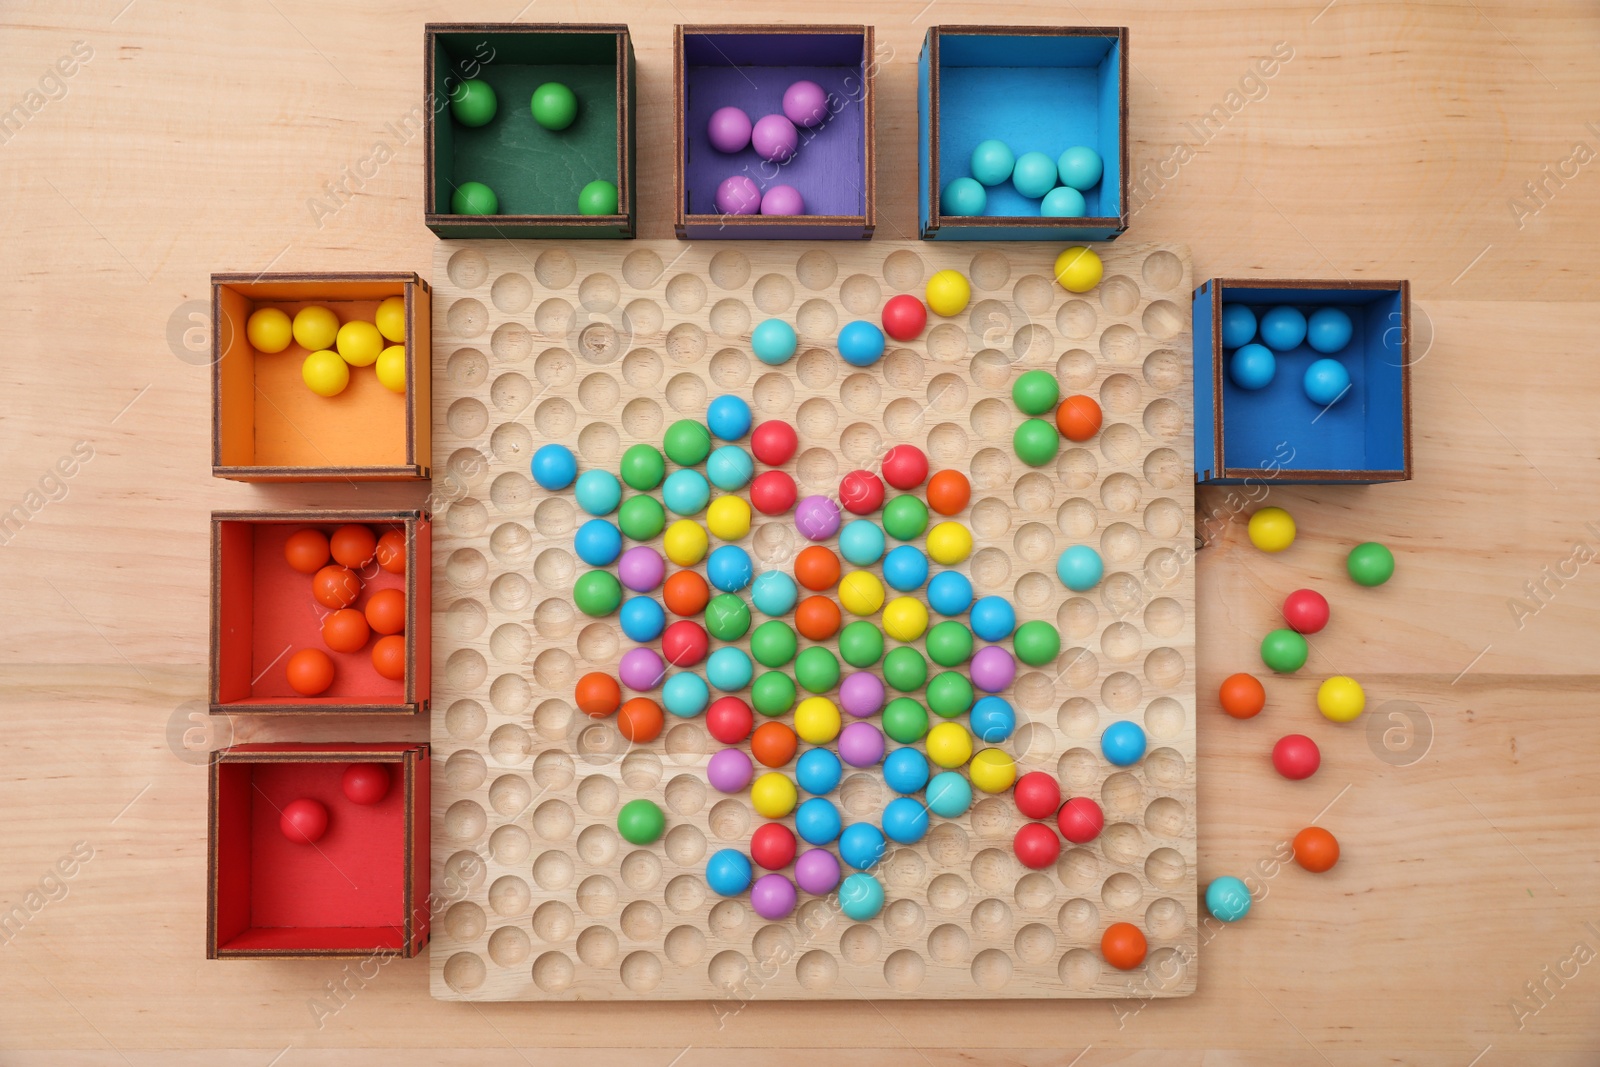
[1222,302,1356,407]
[277,763,393,845]
[942,142,1104,218]
[246,298,408,398]
[280,523,409,696]
[446,77,618,216]
[707,80,833,217]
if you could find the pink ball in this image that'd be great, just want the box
[794,848,841,894]
[707,747,754,793]
[760,184,804,216]
[707,106,752,153]
[617,546,665,593]
[751,114,798,163]
[838,722,885,767]
[618,647,666,691]
[795,495,841,541]
[782,80,829,127]
[969,646,1016,693]
[839,671,885,717]
[714,175,761,215]
[750,873,797,919]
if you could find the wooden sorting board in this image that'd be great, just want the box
[428,239,1196,1001]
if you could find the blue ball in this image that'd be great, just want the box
[839,872,884,920]
[705,848,753,896]
[662,672,709,718]
[1206,875,1253,922]
[925,771,972,817]
[1056,146,1104,191]
[839,520,886,566]
[706,446,754,491]
[1303,358,1351,406]
[881,796,930,844]
[707,544,753,592]
[969,696,1017,743]
[706,394,753,441]
[795,797,842,845]
[705,647,753,692]
[573,469,621,516]
[1220,304,1257,349]
[530,444,577,490]
[882,746,930,794]
[882,545,929,592]
[927,570,973,616]
[619,595,666,643]
[574,519,622,566]
[1307,307,1354,354]
[940,177,987,217]
[796,747,843,795]
[1056,544,1104,591]
[752,318,798,365]
[751,570,798,616]
[1041,186,1086,217]
[970,139,1015,186]
[838,320,886,367]
[1011,151,1058,198]
[662,469,711,516]
[969,596,1016,642]
[1260,306,1308,351]
[838,823,887,871]
[1101,720,1147,766]
[1229,343,1276,391]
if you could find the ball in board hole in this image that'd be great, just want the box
[1013,770,1062,821]
[574,672,621,718]
[1292,826,1341,872]
[375,530,405,574]
[661,620,710,667]
[880,444,928,490]
[1101,922,1147,970]
[371,635,406,681]
[280,798,329,844]
[1282,588,1330,633]
[286,648,335,696]
[1272,734,1321,780]
[1056,395,1103,442]
[750,470,797,515]
[617,697,664,743]
[321,608,370,653]
[1218,672,1266,719]
[1013,822,1061,870]
[342,763,390,805]
[284,529,330,574]
[881,294,927,341]
[706,696,754,744]
[1053,246,1103,294]
[750,421,798,465]
[1057,796,1104,844]
[839,469,885,515]
[364,588,406,636]
[925,269,971,317]
[925,469,970,515]
[751,822,797,870]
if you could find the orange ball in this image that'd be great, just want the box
[1219,672,1266,719]
[371,634,406,681]
[1101,922,1147,970]
[364,587,407,636]
[794,545,841,592]
[617,697,665,743]
[286,648,335,695]
[925,469,971,516]
[1292,826,1340,873]
[330,524,377,569]
[375,529,406,575]
[575,672,622,718]
[663,570,710,617]
[284,529,330,574]
[1056,395,1103,442]
[321,608,370,653]
[794,595,842,641]
[313,565,362,609]
[751,721,798,768]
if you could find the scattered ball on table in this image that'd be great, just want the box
[530,81,577,130]
[968,645,1015,693]
[1056,146,1103,191]
[617,495,666,541]
[574,671,622,718]
[573,569,623,617]
[751,113,799,163]
[1229,343,1276,390]
[881,444,929,491]
[617,697,664,743]
[343,763,390,805]
[839,872,884,920]
[375,346,406,393]
[838,721,886,768]
[749,470,797,516]
[1041,186,1086,217]
[707,748,754,793]
[448,78,497,127]
[1247,506,1296,552]
[1219,673,1266,719]
[286,648,335,696]
[1058,796,1104,843]
[1282,588,1330,634]
[837,320,886,367]
[751,319,799,365]
[1056,394,1103,442]
[1205,876,1252,922]
[578,179,618,216]
[618,648,665,691]
[970,139,1015,186]
[796,848,841,894]
[839,823,887,871]
[1347,541,1395,586]
[575,518,623,566]
[706,848,753,897]
[707,105,752,153]
[246,308,292,353]
[795,495,842,542]
[451,181,498,215]
[1013,821,1061,870]
[1014,771,1061,820]
[925,521,972,565]
[1014,418,1060,467]
[662,469,710,516]
[1317,675,1366,722]
[925,721,972,769]
[1010,151,1057,198]
[292,306,339,351]
[760,184,804,216]
[1272,733,1321,780]
[783,79,829,127]
[926,469,970,516]
[715,175,761,215]
[617,798,666,845]
[1220,304,1257,348]
[1292,826,1340,872]
[839,571,885,616]
[797,749,843,796]
[1260,306,1307,351]
[1307,307,1354,354]
[751,822,797,870]
[969,695,1016,743]
[706,394,753,441]
[1100,720,1147,767]
[301,350,350,397]
[312,565,361,610]
[751,419,799,465]
[1056,544,1104,591]
[280,798,329,844]
[1101,922,1147,970]
[969,748,1017,794]
[925,269,971,317]
[284,529,330,574]
[926,771,972,817]
[969,595,1016,642]
[1260,628,1309,673]
[619,596,666,643]
[839,470,885,516]
[372,636,406,681]
[1012,369,1060,415]
[881,796,929,844]
[941,177,987,217]
[1303,358,1351,406]
[530,443,577,490]
[374,296,406,343]
[751,570,798,617]
[881,293,927,342]
[1053,246,1103,293]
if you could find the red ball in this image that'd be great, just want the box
[750,470,798,515]
[839,469,885,515]
[1282,588,1330,634]
[880,444,929,490]
[1272,734,1321,780]
[1013,771,1062,821]
[342,763,390,805]
[280,798,329,844]
[881,294,928,342]
[1013,821,1062,870]
[706,696,755,744]
[1057,796,1105,844]
[661,620,709,667]
[751,421,798,466]
[751,822,797,870]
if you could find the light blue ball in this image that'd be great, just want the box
[705,647,753,692]
[882,746,930,794]
[1011,151,1057,198]
[839,872,884,920]
[619,595,666,643]
[796,747,843,796]
[707,544,753,592]
[1057,145,1104,191]
[662,468,711,516]
[1260,306,1308,351]
[706,446,754,491]
[1307,307,1353,354]
[706,848,752,896]
[970,696,1016,743]
[1206,875,1253,922]
[839,519,886,566]
[941,177,987,217]
[927,570,973,616]
[838,320,886,367]
[969,596,1016,642]
[838,823,887,871]
[752,318,798,365]
[881,796,930,844]
[662,672,709,718]
[1041,186,1086,217]
[706,394,753,441]
[574,519,622,566]
[795,797,842,845]
[1229,343,1276,391]
[970,139,1015,186]
[530,444,576,490]
[574,469,621,516]
[881,545,929,592]
[1101,720,1147,766]
[751,570,798,616]
[1056,544,1104,592]
[925,771,972,817]
[1220,304,1258,349]
[1303,358,1351,406]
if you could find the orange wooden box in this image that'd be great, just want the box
[211,509,431,716]
[211,272,432,481]
[208,742,430,959]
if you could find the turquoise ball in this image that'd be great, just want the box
[970,140,1015,186]
[705,647,753,692]
[1057,146,1104,190]
[751,570,798,616]
[574,469,621,515]
[752,319,798,365]
[1042,186,1086,217]
[1056,545,1104,591]
[662,469,711,515]
[925,771,972,817]
[706,445,754,491]
[838,519,885,566]
[1011,152,1057,198]
[662,672,709,717]
[1206,875,1253,922]
[941,177,987,216]
[839,872,884,920]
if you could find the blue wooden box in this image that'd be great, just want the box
[918,26,1127,241]
[1194,279,1413,485]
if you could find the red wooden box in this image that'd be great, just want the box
[208,742,430,959]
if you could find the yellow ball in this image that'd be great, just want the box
[925,269,971,317]
[750,772,797,818]
[663,519,709,566]
[246,307,292,353]
[882,596,929,642]
[292,306,339,351]
[1248,507,1296,553]
[838,571,885,616]
[926,722,972,769]
[795,697,842,744]
[1317,676,1366,723]
[301,350,350,397]
[968,748,1017,793]
[706,495,751,540]
[375,296,407,343]
[336,320,384,367]
[376,345,407,393]
[1053,246,1104,293]
[925,521,973,565]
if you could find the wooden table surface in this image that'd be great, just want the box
[3,1,1597,1063]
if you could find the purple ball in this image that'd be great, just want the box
[617,546,665,592]
[795,495,842,541]
[838,721,885,768]
[782,80,829,128]
[618,647,666,691]
[794,848,841,894]
[839,671,885,718]
[970,645,1016,693]
[707,747,754,793]
[751,114,799,163]
[750,873,798,919]
[707,105,752,153]
[714,175,761,216]
[760,184,805,216]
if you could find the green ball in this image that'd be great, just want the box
[1013,620,1061,666]
[752,670,796,716]
[663,420,712,467]
[794,646,841,694]
[451,181,498,216]
[579,179,619,216]
[1347,541,1395,587]
[617,495,665,541]
[750,620,797,668]
[926,670,974,717]
[705,593,751,641]
[620,444,666,490]
[449,78,498,127]
[925,620,974,667]
[1012,369,1060,416]
[883,646,928,693]
[616,798,665,845]
[882,494,929,541]
[573,569,622,617]
[531,81,577,130]
[882,697,930,743]
[1013,418,1060,467]
[838,621,884,668]
[1261,628,1309,673]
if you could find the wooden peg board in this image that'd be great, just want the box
[429,239,1196,1001]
